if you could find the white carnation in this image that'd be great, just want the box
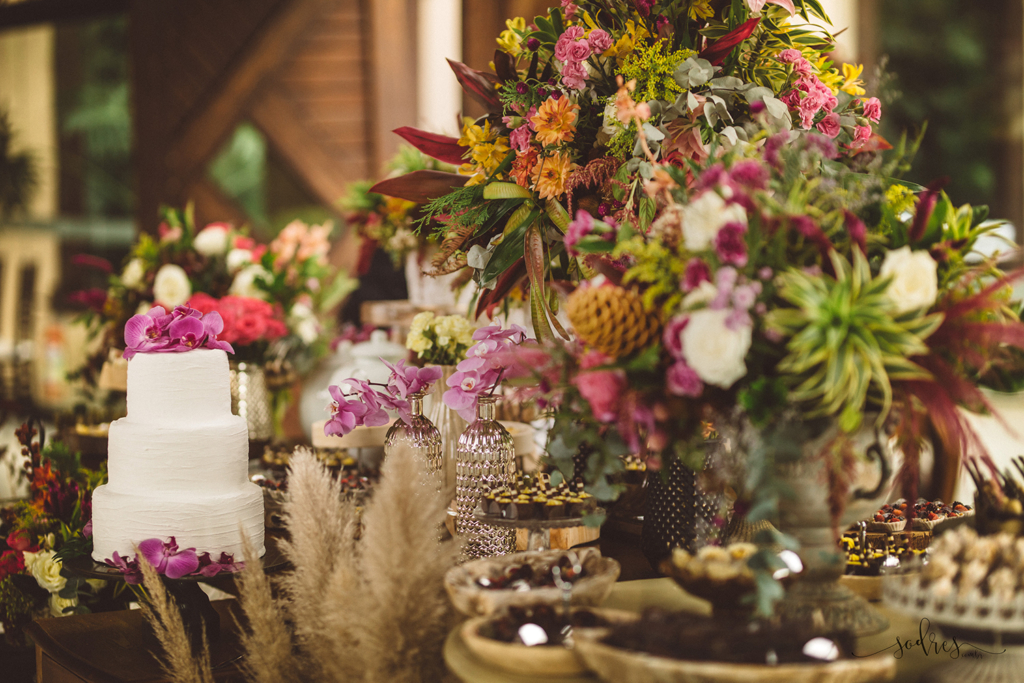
[230,264,271,299]
[24,549,67,593]
[226,248,254,273]
[193,225,230,256]
[152,264,192,307]
[682,280,719,309]
[681,308,752,388]
[120,258,145,290]
[681,191,748,252]
[879,246,938,314]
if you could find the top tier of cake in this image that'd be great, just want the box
[126,348,233,424]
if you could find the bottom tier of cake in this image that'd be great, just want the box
[90,483,266,563]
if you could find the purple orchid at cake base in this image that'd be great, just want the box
[104,537,244,584]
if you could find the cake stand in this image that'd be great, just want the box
[473,509,605,552]
[66,540,288,650]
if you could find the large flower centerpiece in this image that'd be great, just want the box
[75,205,355,388]
[373,0,884,330]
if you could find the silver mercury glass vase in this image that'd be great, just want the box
[383,391,443,484]
[455,395,516,560]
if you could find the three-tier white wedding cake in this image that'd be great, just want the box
[91,348,265,562]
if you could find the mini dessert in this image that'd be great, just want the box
[476,475,598,523]
[481,604,608,646]
[474,554,589,591]
[621,455,647,485]
[868,503,907,532]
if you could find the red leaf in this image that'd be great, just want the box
[394,127,466,166]
[699,17,760,66]
[475,259,526,320]
[908,178,948,243]
[447,58,502,113]
[369,171,469,204]
[493,49,517,83]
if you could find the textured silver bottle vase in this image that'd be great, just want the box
[384,391,443,481]
[455,396,516,559]
[229,361,274,456]
[641,451,720,569]
[428,365,467,505]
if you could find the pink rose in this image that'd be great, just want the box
[561,0,579,20]
[574,369,625,423]
[862,97,882,123]
[554,36,573,63]
[568,39,591,62]
[667,361,703,398]
[588,29,612,53]
[662,315,689,359]
[816,112,841,138]
[854,125,872,143]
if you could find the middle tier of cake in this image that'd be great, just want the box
[106,416,249,493]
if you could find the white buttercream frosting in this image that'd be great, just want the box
[92,348,265,562]
[125,349,232,424]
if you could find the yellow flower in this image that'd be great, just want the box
[531,97,580,146]
[531,151,576,200]
[406,329,431,354]
[688,0,713,20]
[885,184,915,216]
[840,62,866,96]
[497,17,526,56]
[603,20,648,61]
[457,119,509,185]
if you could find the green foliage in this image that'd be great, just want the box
[620,39,696,103]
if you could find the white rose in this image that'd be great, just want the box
[193,225,230,256]
[290,302,320,344]
[880,246,939,314]
[226,248,254,273]
[49,593,78,617]
[24,549,67,593]
[681,308,752,388]
[681,191,748,252]
[230,264,271,299]
[601,100,623,137]
[120,258,145,290]
[152,264,192,307]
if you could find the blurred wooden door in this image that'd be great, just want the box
[129,0,414,232]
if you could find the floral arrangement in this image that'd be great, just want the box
[441,323,530,421]
[406,311,476,366]
[1,423,106,640]
[105,537,243,585]
[372,0,885,331]
[75,205,355,385]
[341,146,453,272]
[122,304,233,359]
[325,361,444,436]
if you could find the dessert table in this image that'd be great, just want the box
[444,577,946,683]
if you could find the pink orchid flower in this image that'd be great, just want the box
[138,537,200,580]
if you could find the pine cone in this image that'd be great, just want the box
[566,284,661,359]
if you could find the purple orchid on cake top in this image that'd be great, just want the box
[123,304,234,359]
[104,536,244,584]
[324,361,443,437]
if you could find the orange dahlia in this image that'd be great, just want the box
[531,96,579,146]
[531,151,575,200]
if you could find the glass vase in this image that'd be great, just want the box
[229,361,273,456]
[384,391,443,485]
[455,395,516,560]
[428,365,467,505]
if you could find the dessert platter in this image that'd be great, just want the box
[473,474,604,551]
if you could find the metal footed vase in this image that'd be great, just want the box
[383,391,442,489]
[454,396,516,560]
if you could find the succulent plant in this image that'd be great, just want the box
[767,249,943,432]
